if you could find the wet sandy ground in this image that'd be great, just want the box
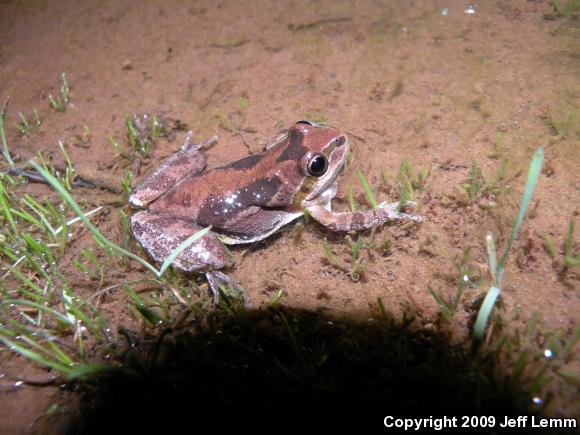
[0,0,578,432]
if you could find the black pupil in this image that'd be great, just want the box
[309,155,327,176]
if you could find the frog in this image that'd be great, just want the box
[129,121,421,298]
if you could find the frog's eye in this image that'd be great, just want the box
[306,153,328,177]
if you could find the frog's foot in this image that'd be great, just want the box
[205,271,245,304]
[129,132,216,208]
[307,201,421,232]
[377,200,422,222]
[130,211,231,272]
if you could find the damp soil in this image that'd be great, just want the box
[0,0,579,433]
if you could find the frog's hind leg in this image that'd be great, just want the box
[128,133,217,208]
[130,210,231,272]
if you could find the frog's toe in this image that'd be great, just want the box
[205,271,246,304]
[131,211,231,272]
[376,201,422,222]
[377,200,417,210]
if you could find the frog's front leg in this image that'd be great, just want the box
[129,133,216,208]
[131,210,239,301]
[307,201,421,232]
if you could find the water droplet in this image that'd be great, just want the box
[544,349,553,359]
[532,396,543,406]
[441,7,448,16]
[464,4,476,14]
[463,274,470,282]
[13,380,23,388]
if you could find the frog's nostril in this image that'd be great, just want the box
[335,136,346,147]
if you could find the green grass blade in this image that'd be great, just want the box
[67,363,120,380]
[5,299,74,326]
[22,196,56,234]
[0,336,72,373]
[125,286,163,326]
[473,286,501,340]
[564,219,575,258]
[322,238,349,272]
[564,255,580,268]
[356,170,378,209]
[29,161,162,276]
[9,268,45,294]
[427,285,453,319]
[474,146,543,341]
[497,147,543,282]
[159,226,211,275]
[543,235,558,258]
[30,161,207,278]
[0,98,14,166]
[0,186,18,236]
[46,340,75,366]
[10,208,42,229]
[347,186,357,212]
[53,206,103,237]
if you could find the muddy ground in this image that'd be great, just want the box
[0,0,578,433]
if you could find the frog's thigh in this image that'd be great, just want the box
[129,143,207,208]
[130,211,230,272]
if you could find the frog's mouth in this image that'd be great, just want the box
[303,137,349,203]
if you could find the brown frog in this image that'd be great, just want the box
[129,121,420,297]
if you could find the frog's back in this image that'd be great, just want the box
[148,150,289,227]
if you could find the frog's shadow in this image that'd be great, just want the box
[66,306,533,434]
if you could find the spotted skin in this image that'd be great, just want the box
[130,210,230,272]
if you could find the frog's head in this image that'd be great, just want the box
[284,120,349,204]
